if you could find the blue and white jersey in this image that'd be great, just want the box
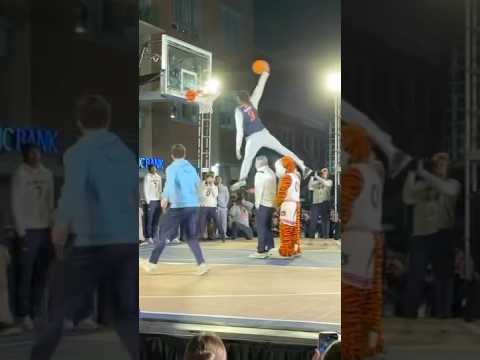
[239,104,265,137]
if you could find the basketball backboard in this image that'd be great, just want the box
[161,34,212,99]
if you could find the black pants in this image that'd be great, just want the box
[18,229,53,318]
[404,231,455,318]
[145,201,161,239]
[231,222,253,240]
[255,206,275,252]
[30,244,138,360]
[199,207,225,240]
[308,201,330,238]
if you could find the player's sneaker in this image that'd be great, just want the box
[195,263,209,276]
[139,258,157,273]
[170,238,182,244]
[230,180,246,191]
[389,151,412,179]
[248,252,269,259]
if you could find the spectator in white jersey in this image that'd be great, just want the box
[143,164,162,242]
[250,156,276,258]
[308,168,333,239]
[199,173,225,241]
[402,153,460,319]
[11,143,54,331]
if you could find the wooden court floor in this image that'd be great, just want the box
[139,240,341,324]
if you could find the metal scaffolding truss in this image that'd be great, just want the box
[464,0,480,279]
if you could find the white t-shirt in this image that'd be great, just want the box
[143,173,162,203]
[11,163,54,236]
[229,203,252,228]
[199,182,219,208]
[254,166,277,209]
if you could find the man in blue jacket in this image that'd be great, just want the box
[140,144,208,276]
[30,95,138,360]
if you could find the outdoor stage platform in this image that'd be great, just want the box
[139,239,341,346]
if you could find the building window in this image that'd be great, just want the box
[172,0,200,38]
[221,5,242,53]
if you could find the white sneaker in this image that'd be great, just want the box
[139,258,157,273]
[195,263,209,276]
[22,316,34,331]
[231,180,247,191]
[248,252,268,259]
[77,317,98,331]
[170,238,182,244]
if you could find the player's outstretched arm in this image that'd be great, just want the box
[250,71,270,109]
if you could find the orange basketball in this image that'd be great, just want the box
[252,59,270,74]
[185,89,197,102]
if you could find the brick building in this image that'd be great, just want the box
[0,0,137,223]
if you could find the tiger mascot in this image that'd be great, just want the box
[268,156,301,258]
[341,124,385,360]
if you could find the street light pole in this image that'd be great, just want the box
[334,95,341,217]
[325,71,341,217]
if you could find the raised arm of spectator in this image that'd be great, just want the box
[417,168,460,197]
[402,171,430,205]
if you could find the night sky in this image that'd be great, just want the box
[254,0,341,132]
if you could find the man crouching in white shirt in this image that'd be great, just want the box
[250,156,276,258]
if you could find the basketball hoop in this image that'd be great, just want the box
[184,89,220,113]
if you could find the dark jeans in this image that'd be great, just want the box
[308,201,330,238]
[149,207,205,265]
[255,206,275,252]
[30,244,138,360]
[199,207,225,239]
[145,200,161,239]
[66,291,95,323]
[404,231,455,318]
[18,229,53,318]
[231,222,253,240]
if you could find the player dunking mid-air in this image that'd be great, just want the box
[230,60,312,191]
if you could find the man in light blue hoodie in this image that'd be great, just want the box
[30,95,138,360]
[140,144,208,275]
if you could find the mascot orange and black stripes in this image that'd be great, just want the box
[341,124,385,360]
[269,156,301,258]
